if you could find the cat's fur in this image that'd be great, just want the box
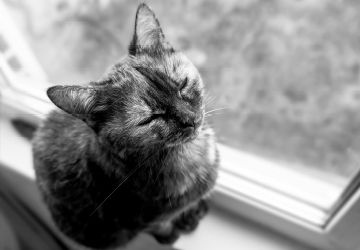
[32,4,219,249]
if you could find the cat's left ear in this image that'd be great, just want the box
[47,85,100,116]
[129,3,173,55]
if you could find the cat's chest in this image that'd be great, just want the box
[106,128,219,204]
[140,141,218,199]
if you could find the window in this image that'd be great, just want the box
[2,1,360,249]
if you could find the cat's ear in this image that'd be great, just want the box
[129,3,172,55]
[47,85,98,116]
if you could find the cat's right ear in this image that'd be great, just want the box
[47,86,99,116]
[129,3,172,55]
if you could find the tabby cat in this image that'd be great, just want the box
[32,3,219,249]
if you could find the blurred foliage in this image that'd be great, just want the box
[6,0,360,177]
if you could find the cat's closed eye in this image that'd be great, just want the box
[179,77,188,92]
[179,79,201,105]
[137,110,166,126]
[178,77,192,99]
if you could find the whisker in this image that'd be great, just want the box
[204,114,214,119]
[168,196,173,208]
[89,151,156,216]
[89,164,143,216]
[205,107,228,115]
[204,94,216,107]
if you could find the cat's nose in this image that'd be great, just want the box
[180,120,195,136]
[180,120,195,129]
[182,126,195,137]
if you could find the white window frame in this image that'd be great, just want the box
[1,3,360,249]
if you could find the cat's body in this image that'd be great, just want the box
[34,110,217,248]
[32,4,218,249]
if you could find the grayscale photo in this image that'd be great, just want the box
[0,0,359,249]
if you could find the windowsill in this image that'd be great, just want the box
[0,111,309,249]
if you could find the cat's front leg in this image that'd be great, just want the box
[148,220,180,245]
[147,199,209,244]
[173,199,209,233]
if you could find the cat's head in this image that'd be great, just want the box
[47,3,205,149]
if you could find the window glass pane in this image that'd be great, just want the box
[3,0,360,225]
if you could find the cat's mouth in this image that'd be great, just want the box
[164,113,204,147]
[181,114,203,140]
[178,121,202,143]
[181,128,197,142]
[163,126,200,147]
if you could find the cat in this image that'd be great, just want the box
[32,3,219,249]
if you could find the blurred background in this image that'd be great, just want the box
[4,0,360,179]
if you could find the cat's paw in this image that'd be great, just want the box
[174,200,209,233]
[152,230,180,245]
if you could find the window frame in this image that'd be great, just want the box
[213,161,360,250]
